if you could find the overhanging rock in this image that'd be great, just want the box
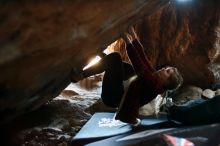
[0,0,169,124]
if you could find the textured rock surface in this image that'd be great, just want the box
[110,0,220,88]
[136,0,220,88]
[0,0,169,123]
[202,89,215,99]
[169,85,203,104]
[0,81,101,146]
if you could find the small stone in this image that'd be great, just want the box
[59,136,66,141]
[60,90,79,97]
[215,89,220,96]
[42,127,63,134]
[49,118,70,130]
[58,142,68,146]
[171,85,203,104]
[202,89,215,99]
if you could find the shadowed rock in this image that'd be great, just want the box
[0,0,169,124]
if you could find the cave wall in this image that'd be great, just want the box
[0,0,169,124]
[136,0,220,88]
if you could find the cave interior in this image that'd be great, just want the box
[0,0,220,145]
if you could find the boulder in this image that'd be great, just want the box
[0,0,169,123]
[170,85,203,104]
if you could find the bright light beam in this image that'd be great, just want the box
[83,56,101,70]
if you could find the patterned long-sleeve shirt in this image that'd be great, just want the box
[116,39,164,124]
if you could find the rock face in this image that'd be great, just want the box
[0,0,169,124]
[0,83,101,146]
[0,0,220,124]
[137,0,220,88]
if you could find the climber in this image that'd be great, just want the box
[70,26,183,126]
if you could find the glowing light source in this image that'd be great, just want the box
[83,48,110,70]
[83,56,101,70]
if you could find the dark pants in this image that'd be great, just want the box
[83,52,135,108]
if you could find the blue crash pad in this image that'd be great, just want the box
[71,112,168,146]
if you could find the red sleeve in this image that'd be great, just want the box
[126,39,163,92]
[126,39,155,75]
